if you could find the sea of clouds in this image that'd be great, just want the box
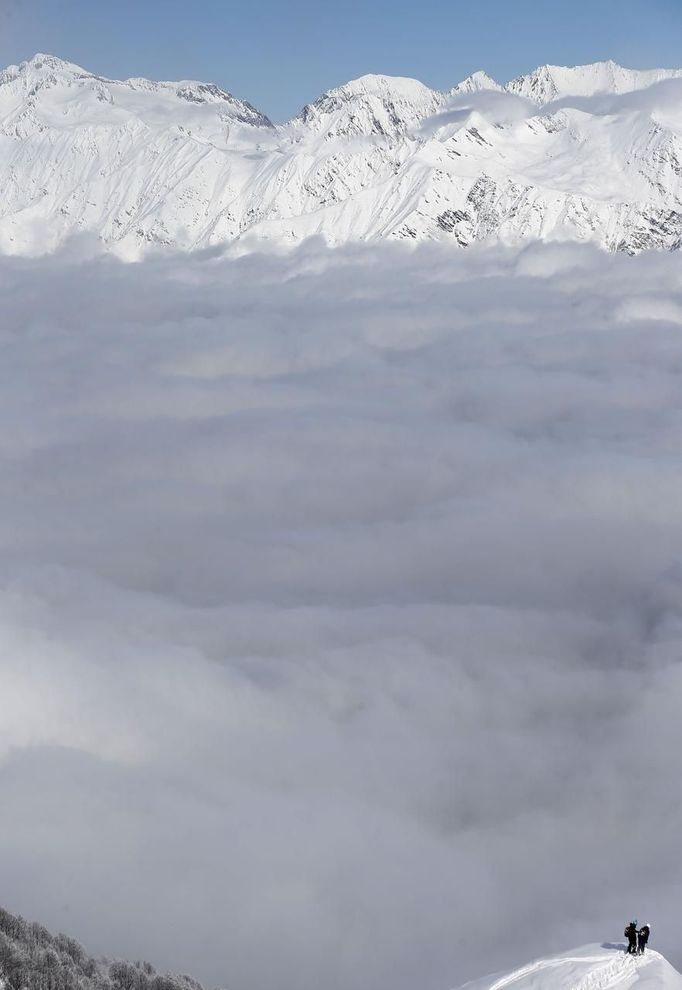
[1,238,682,990]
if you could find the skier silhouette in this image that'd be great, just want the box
[638,924,650,955]
[624,921,638,954]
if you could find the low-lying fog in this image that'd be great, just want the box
[1,239,680,990]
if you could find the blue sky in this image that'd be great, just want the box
[1,0,682,121]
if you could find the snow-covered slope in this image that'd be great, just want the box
[459,945,682,990]
[3,54,682,257]
[0,53,278,255]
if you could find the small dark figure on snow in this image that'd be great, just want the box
[638,924,651,955]
[625,921,638,954]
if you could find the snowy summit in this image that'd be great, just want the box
[461,944,682,990]
[2,55,682,256]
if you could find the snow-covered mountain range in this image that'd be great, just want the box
[3,54,682,257]
[459,944,682,990]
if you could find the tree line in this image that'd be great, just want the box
[0,907,209,990]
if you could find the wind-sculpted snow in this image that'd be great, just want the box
[3,55,682,256]
[1,241,682,990]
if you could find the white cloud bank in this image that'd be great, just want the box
[1,239,682,990]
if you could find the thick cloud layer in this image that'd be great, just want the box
[0,239,681,990]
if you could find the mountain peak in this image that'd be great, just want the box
[0,52,91,88]
[20,52,89,77]
[297,73,444,138]
[324,72,438,98]
[451,70,502,95]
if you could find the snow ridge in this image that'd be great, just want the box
[458,944,682,990]
[0,52,273,127]
[507,60,682,104]
[3,55,682,257]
